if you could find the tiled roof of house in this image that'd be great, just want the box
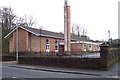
[24,27,102,43]
[22,27,87,40]
[4,26,102,43]
[23,26,64,38]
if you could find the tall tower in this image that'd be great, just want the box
[64,0,71,53]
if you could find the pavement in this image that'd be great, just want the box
[2,61,120,78]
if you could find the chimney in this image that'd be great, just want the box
[64,0,71,53]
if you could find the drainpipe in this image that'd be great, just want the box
[40,29,41,53]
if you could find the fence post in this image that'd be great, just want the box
[100,44,110,70]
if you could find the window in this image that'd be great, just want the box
[89,44,91,48]
[89,44,92,49]
[84,43,86,49]
[46,38,50,52]
[89,44,92,51]
[95,45,97,50]
[46,38,49,44]
[55,40,57,43]
[46,45,49,49]
[55,39,58,50]
[55,46,58,50]
[55,40,58,45]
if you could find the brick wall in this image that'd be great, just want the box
[71,43,100,52]
[26,30,29,51]
[9,36,13,52]
[81,43,84,51]
[30,34,61,52]
[92,44,95,51]
[30,34,40,52]
[50,38,55,52]
[9,28,62,53]
[71,43,82,51]
[9,28,100,53]
[40,36,46,52]
[9,28,29,52]
[18,57,101,70]
[18,29,29,52]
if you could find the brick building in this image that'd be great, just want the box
[5,26,102,53]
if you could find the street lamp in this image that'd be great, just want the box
[16,23,18,64]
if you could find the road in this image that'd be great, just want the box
[2,63,100,78]
[1,62,120,79]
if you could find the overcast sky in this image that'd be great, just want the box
[0,0,119,40]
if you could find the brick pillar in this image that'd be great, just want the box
[100,44,110,70]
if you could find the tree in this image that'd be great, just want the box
[17,15,37,27]
[0,7,38,54]
[72,24,88,36]
[0,7,16,54]
[0,7,16,29]
[0,7,16,36]
[25,15,37,27]
[72,24,80,36]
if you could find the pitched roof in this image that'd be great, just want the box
[4,26,102,43]
[4,26,64,39]
[23,26,64,38]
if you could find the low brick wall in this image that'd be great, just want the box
[18,57,101,69]
[100,44,120,70]
[108,48,120,67]
[18,47,119,70]
[3,45,119,70]
[2,56,16,61]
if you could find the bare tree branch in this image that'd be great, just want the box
[0,7,16,29]
[16,15,37,27]
[72,24,88,36]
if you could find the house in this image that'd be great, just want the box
[4,26,102,53]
